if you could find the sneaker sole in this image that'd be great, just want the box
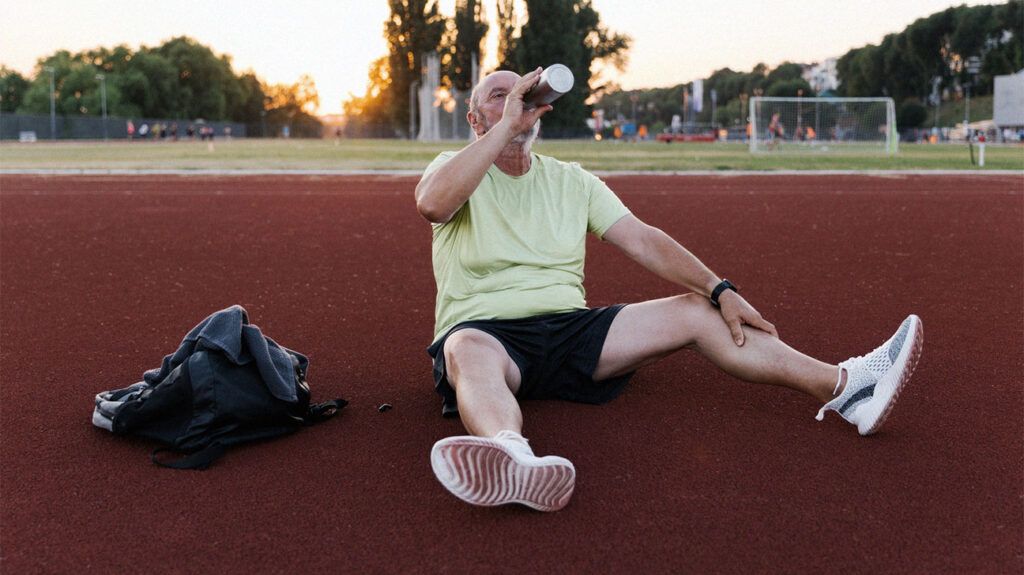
[430,436,576,512]
[859,315,924,435]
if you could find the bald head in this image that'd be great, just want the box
[469,70,521,115]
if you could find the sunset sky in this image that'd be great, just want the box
[1,0,998,115]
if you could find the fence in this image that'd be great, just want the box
[0,113,247,141]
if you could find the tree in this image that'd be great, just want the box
[155,36,240,119]
[233,72,267,126]
[766,79,813,98]
[446,0,489,92]
[838,2,1022,98]
[496,0,518,69]
[383,0,448,134]
[115,49,178,118]
[9,37,320,135]
[897,100,928,129]
[343,56,396,137]
[0,67,29,113]
[513,0,631,135]
[263,75,322,137]
[766,62,803,85]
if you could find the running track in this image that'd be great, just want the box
[1,173,1021,573]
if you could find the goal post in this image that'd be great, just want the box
[749,96,898,154]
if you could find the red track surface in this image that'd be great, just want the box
[2,173,1021,573]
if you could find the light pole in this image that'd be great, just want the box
[797,88,803,138]
[95,73,108,140]
[409,81,419,140]
[965,56,982,164]
[44,66,56,141]
[710,89,717,132]
[964,56,982,142]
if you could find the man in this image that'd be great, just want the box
[415,68,923,512]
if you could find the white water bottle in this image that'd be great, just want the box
[524,64,574,109]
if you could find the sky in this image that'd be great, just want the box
[0,0,999,115]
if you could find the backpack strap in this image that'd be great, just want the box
[151,443,227,470]
[305,399,348,424]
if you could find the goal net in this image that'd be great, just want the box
[749,97,897,154]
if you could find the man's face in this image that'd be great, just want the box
[470,71,540,145]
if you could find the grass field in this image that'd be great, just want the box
[1,138,1021,171]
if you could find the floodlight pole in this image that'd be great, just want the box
[797,89,803,136]
[409,81,419,140]
[96,73,108,141]
[965,57,982,164]
[44,66,56,141]
[963,81,970,142]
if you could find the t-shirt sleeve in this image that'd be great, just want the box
[423,151,456,177]
[585,171,631,238]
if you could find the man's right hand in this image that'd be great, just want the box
[496,67,552,141]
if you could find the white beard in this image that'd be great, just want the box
[477,117,540,149]
[510,121,540,147]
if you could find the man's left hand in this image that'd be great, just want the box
[717,290,778,346]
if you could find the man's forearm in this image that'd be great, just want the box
[634,226,721,297]
[415,124,513,223]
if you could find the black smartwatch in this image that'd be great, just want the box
[710,279,738,308]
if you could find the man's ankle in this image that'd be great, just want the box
[834,368,848,397]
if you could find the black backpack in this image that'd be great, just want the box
[93,306,345,469]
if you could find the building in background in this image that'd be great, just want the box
[993,69,1024,141]
[803,59,838,95]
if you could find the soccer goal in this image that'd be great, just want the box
[750,97,897,154]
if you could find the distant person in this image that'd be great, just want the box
[170,123,178,141]
[138,123,149,139]
[187,124,195,140]
[416,68,924,512]
[126,120,135,142]
[224,126,232,140]
[767,112,784,147]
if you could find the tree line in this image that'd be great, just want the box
[0,37,322,137]
[836,1,1021,128]
[595,1,1022,134]
[343,0,631,137]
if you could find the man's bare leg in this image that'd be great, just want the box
[433,329,576,512]
[442,329,524,437]
[595,294,843,403]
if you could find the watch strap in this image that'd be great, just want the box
[710,279,738,308]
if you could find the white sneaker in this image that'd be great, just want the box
[816,314,924,435]
[430,430,576,511]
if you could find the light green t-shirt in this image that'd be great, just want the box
[425,151,631,343]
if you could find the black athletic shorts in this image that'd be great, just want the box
[426,305,634,418]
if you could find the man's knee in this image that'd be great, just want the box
[443,329,510,387]
[666,293,717,319]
